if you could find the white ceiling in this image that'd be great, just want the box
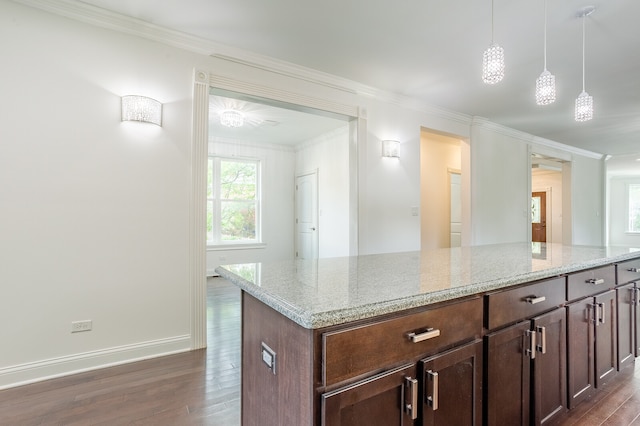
[65,0,640,158]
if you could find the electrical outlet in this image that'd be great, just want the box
[71,320,92,333]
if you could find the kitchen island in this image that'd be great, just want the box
[216,243,640,426]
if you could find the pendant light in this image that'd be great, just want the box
[535,0,556,105]
[482,0,505,84]
[575,6,594,122]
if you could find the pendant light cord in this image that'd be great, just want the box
[582,13,586,92]
[491,0,495,43]
[543,0,548,71]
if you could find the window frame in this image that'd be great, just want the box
[207,156,262,247]
[626,183,640,234]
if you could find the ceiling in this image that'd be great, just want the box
[65,0,640,159]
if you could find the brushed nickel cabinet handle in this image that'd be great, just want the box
[587,278,605,285]
[525,296,546,305]
[404,377,418,420]
[627,267,640,273]
[426,370,439,411]
[526,329,536,360]
[536,326,546,354]
[407,328,440,343]
[598,302,605,325]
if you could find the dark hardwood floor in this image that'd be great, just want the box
[2,277,640,425]
[0,277,241,425]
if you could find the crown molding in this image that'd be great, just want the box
[471,117,603,160]
[14,0,471,127]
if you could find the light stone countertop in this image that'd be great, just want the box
[215,243,640,329]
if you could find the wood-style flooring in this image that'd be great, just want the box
[0,277,241,425]
[2,277,640,425]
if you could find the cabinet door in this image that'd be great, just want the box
[485,321,531,426]
[636,284,640,357]
[532,308,567,425]
[420,340,482,426]
[617,283,635,370]
[594,290,617,387]
[566,298,595,408]
[321,364,417,426]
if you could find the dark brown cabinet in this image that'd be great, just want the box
[321,364,418,426]
[617,282,636,370]
[567,289,617,407]
[484,309,566,426]
[484,276,567,426]
[420,340,483,426]
[320,297,484,426]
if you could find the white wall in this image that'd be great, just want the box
[608,177,640,246]
[571,156,605,246]
[469,121,530,245]
[0,1,199,386]
[206,140,296,275]
[0,0,610,388]
[296,125,351,258]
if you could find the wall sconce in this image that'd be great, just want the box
[121,95,162,126]
[382,140,400,158]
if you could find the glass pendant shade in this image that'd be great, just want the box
[535,69,556,105]
[482,43,505,84]
[575,91,593,122]
[220,110,244,128]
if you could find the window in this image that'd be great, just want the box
[629,184,640,233]
[207,157,261,245]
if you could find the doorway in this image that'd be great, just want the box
[531,191,547,243]
[531,154,569,244]
[420,129,468,249]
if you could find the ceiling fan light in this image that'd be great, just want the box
[535,69,556,105]
[575,91,593,122]
[482,43,505,84]
[220,110,244,128]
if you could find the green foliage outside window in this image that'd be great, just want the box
[207,158,259,244]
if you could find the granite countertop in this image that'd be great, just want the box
[215,243,640,329]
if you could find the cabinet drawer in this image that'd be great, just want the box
[567,265,615,301]
[485,277,565,330]
[322,297,482,387]
[617,258,640,285]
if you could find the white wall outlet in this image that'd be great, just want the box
[261,342,276,375]
[71,320,92,333]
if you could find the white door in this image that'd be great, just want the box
[450,171,462,247]
[296,172,318,259]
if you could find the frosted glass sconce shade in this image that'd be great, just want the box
[220,110,244,128]
[382,140,400,158]
[121,95,162,126]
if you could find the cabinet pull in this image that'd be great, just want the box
[536,326,546,354]
[586,278,605,285]
[407,328,440,343]
[627,267,640,273]
[404,377,418,420]
[526,329,536,359]
[525,296,546,305]
[598,302,605,325]
[425,370,439,411]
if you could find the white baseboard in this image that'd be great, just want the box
[0,335,191,390]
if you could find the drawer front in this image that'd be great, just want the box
[485,277,565,330]
[567,265,615,301]
[617,258,640,285]
[322,297,482,387]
